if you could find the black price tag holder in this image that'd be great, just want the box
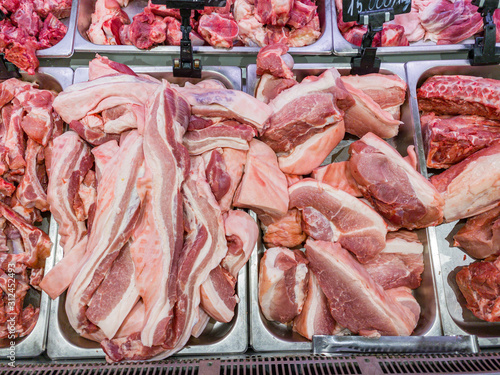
[151,0,226,78]
[0,10,20,80]
[344,0,411,75]
[469,0,500,65]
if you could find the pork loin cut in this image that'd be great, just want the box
[261,67,354,153]
[349,133,444,229]
[454,205,500,259]
[430,141,500,221]
[341,81,401,139]
[259,247,309,323]
[363,231,424,290]
[293,272,341,340]
[277,121,345,175]
[456,258,500,322]
[289,179,387,263]
[312,161,362,197]
[305,239,419,336]
[233,139,289,218]
[418,75,500,119]
[421,113,500,169]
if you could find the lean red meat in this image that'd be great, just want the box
[349,133,444,229]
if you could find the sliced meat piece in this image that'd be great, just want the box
[417,75,500,120]
[256,43,293,79]
[277,121,345,175]
[363,231,424,290]
[305,239,419,336]
[454,205,500,259]
[349,133,444,229]
[198,13,238,48]
[233,139,289,218]
[312,161,362,197]
[263,209,306,248]
[289,179,387,263]
[421,113,500,169]
[259,247,309,323]
[204,149,231,202]
[69,119,121,146]
[200,265,238,323]
[4,104,26,171]
[255,73,297,104]
[218,148,246,212]
[430,141,500,221]
[0,78,32,108]
[293,272,341,340]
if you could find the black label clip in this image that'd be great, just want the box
[469,0,500,65]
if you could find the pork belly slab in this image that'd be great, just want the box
[289,179,387,263]
[430,141,500,221]
[418,75,500,119]
[259,247,309,323]
[305,239,419,336]
[349,132,444,229]
[454,205,500,259]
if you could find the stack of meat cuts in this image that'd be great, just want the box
[39,55,262,362]
[0,0,71,74]
[336,0,491,47]
[248,46,445,340]
[0,78,57,343]
[417,74,500,322]
[87,0,321,49]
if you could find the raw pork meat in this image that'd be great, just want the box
[372,24,409,47]
[263,209,306,248]
[293,272,341,339]
[421,113,500,169]
[349,133,444,229]
[456,258,500,322]
[255,73,297,104]
[218,148,247,212]
[454,205,500,259]
[430,141,500,221]
[259,247,309,323]
[200,265,238,322]
[418,75,500,120]
[311,161,362,197]
[393,2,425,42]
[289,179,387,263]
[87,0,129,45]
[128,7,166,49]
[256,43,294,79]
[363,231,424,289]
[305,239,419,336]
[255,0,293,26]
[233,139,289,217]
[198,13,238,48]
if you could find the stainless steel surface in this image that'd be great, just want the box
[332,3,494,56]
[313,335,478,354]
[74,0,332,54]
[247,63,442,353]
[406,60,500,349]
[36,0,77,58]
[47,66,249,359]
[0,68,73,358]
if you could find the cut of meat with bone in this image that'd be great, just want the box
[65,131,144,342]
[255,0,293,26]
[176,86,272,135]
[47,131,93,254]
[293,272,341,340]
[263,209,306,248]
[349,133,444,229]
[305,239,419,336]
[373,24,409,47]
[312,161,362,197]
[363,231,424,290]
[262,68,354,153]
[454,205,500,259]
[289,179,387,263]
[456,258,500,322]
[255,73,297,104]
[418,75,500,120]
[183,122,255,155]
[200,265,238,323]
[341,81,401,139]
[4,105,26,171]
[233,139,289,218]
[256,43,294,79]
[259,247,309,323]
[421,113,500,169]
[87,0,130,45]
[430,141,500,221]
[198,14,238,48]
[287,0,317,29]
[277,121,345,175]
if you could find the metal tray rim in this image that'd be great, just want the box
[73,0,332,55]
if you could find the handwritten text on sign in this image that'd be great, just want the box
[342,0,411,22]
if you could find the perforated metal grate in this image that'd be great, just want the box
[2,353,500,375]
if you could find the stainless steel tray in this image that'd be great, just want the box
[332,4,492,56]
[0,68,74,358]
[74,0,332,54]
[46,65,250,360]
[407,60,500,349]
[246,63,442,352]
[36,0,77,58]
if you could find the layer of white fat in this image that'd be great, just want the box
[294,262,309,314]
[186,137,249,155]
[382,237,424,255]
